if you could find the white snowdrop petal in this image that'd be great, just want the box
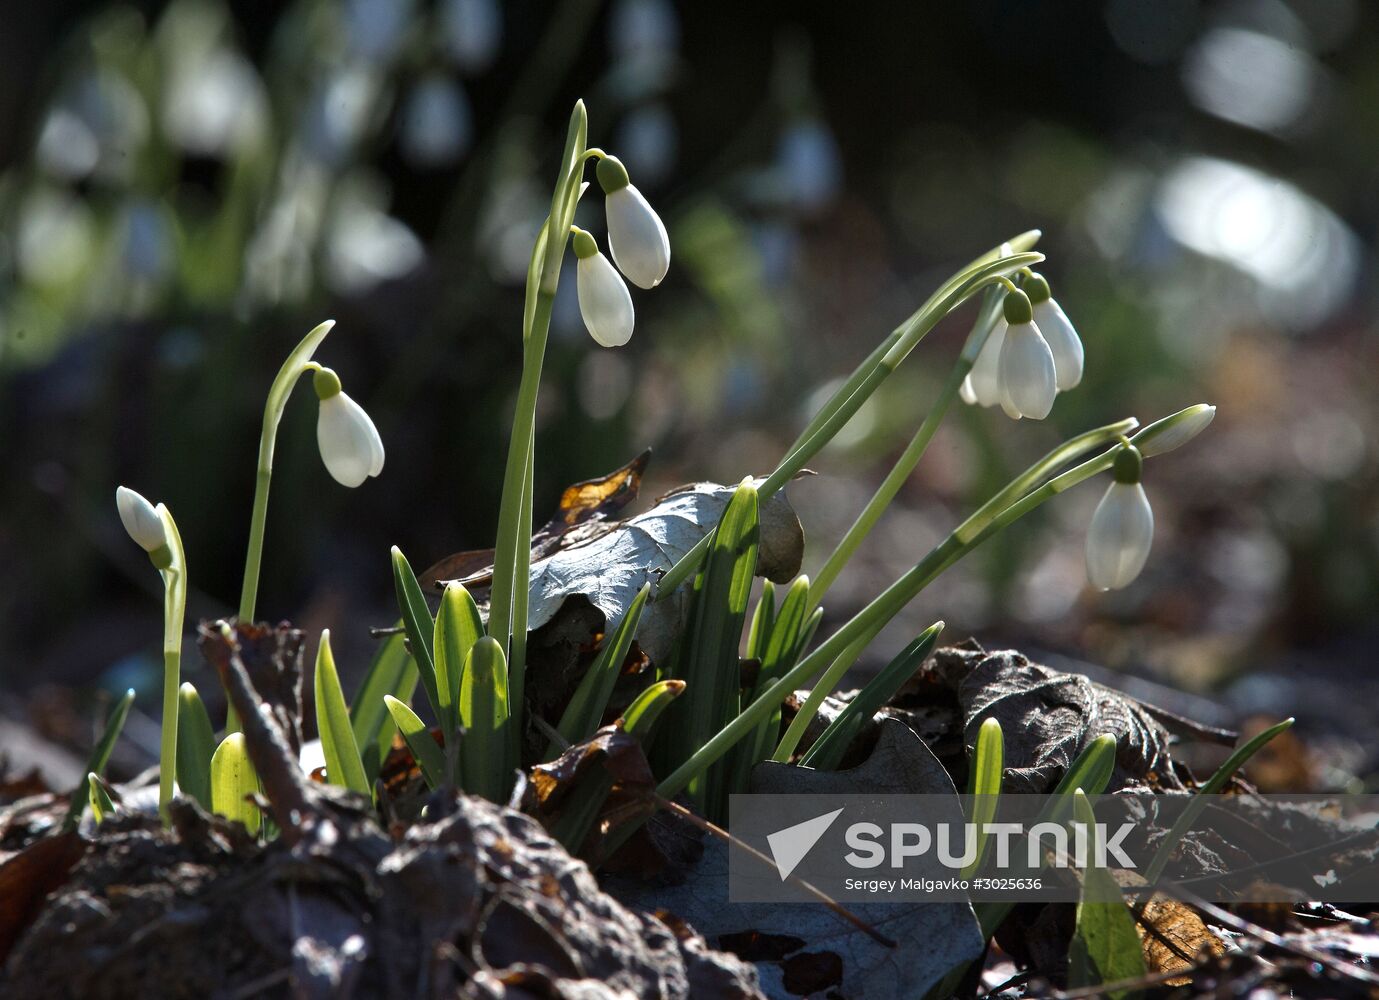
[998,321,1057,420]
[1085,481,1155,590]
[577,252,635,347]
[959,374,977,405]
[1033,299,1083,391]
[968,320,1006,407]
[605,184,670,290]
[116,486,167,552]
[317,392,385,488]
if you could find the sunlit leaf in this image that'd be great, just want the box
[313,631,371,798]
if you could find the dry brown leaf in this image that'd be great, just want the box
[1139,897,1226,984]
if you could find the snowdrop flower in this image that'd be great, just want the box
[1024,272,1083,391]
[1085,444,1154,591]
[116,486,171,565]
[573,227,635,347]
[313,368,385,487]
[1134,403,1216,457]
[964,318,1008,408]
[596,155,669,289]
[997,289,1057,420]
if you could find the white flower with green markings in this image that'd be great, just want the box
[1024,272,1083,391]
[573,227,635,347]
[997,288,1058,420]
[313,367,385,488]
[1085,444,1155,590]
[597,154,670,290]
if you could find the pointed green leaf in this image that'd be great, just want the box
[87,773,115,825]
[176,682,216,809]
[314,631,371,798]
[460,636,511,802]
[674,480,760,816]
[962,717,1004,880]
[802,622,944,770]
[733,576,814,787]
[391,545,441,724]
[1068,791,1146,999]
[350,629,419,774]
[435,581,486,735]
[745,581,776,662]
[210,733,261,835]
[622,679,686,742]
[383,695,447,790]
[1141,717,1293,887]
[63,688,135,831]
[547,583,651,759]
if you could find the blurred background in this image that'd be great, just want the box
[1,0,1375,790]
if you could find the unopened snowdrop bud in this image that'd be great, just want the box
[573,227,635,347]
[314,367,385,488]
[997,289,1057,420]
[116,486,172,567]
[1085,445,1154,591]
[1133,403,1216,457]
[1024,272,1083,391]
[597,155,670,290]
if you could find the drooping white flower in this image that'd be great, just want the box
[314,368,385,488]
[997,290,1057,420]
[1085,445,1155,591]
[116,486,167,552]
[1134,403,1216,457]
[1024,273,1083,391]
[573,227,635,347]
[966,319,1007,408]
[597,155,669,289]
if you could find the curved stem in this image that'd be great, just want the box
[654,251,1043,601]
[809,362,969,605]
[237,320,336,622]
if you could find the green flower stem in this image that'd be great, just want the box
[157,506,187,824]
[772,624,878,762]
[654,250,1044,602]
[237,320,336,623]
[810,363,970,606]
[805,285,1003,609]
[657,416,1140,800]
[488,102,587,767]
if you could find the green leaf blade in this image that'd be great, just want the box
[383,695,447,790]
[175,682,216,809]
[350,629,418,774]
[459,636,511,802]
[391,546,441,723]
[63,688,135,831]
[210,733,261,836]
[801,622,944,770]
[1068,791,1146,1000]
[314,631,371,798]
